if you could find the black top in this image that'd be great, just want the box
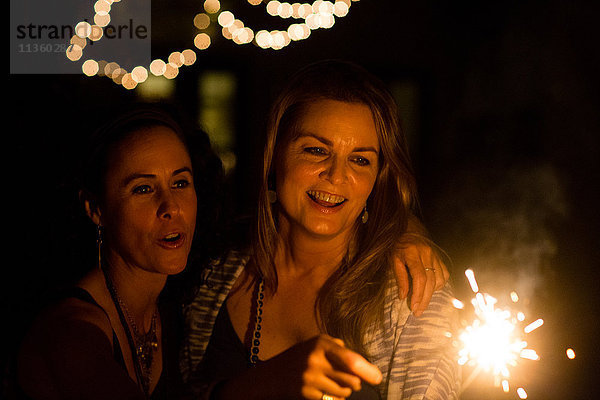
[8,286,190,400]
[200,302,381,399]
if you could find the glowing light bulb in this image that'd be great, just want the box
[94,12,111,27]
[66,45,83,61]
[194,13,211,29]
[181,49,197,65]
[121,73,137,90]
[204,0,221,14]
[194,33,211,49]
[94,0,111,14]
[82,59,99,76]
[266,1,280,16]
[149,59,166,76]
[218,11,235,27]
[131,66,148,83]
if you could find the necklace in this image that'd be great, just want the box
[103,270,158,397]
[249,278,265,366]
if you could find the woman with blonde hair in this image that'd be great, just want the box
[181,60,459,399]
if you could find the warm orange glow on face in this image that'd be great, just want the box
[275,100,379,240]
[100,127,197,276]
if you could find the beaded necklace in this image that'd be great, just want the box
[102,269,159,397]
[249,278,265,366]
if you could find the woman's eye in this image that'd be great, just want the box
[304,147,327,156]
[352,156,371,166]
[174,179,191,189]
[133,185,153,194]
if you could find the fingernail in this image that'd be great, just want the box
[374,370,383,384]
[412,304,422,317]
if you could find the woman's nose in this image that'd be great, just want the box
[321,156,348,184]
[157,190,180,219]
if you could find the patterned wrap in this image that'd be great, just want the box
[180,250,461,399]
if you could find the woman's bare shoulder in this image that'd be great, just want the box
[16,291,145,400]
[19,288,115,359]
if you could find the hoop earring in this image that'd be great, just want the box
[96,225,103,270]
[361,206,369,224]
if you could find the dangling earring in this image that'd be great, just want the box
[361,206,369,224]
[267,190,277,204]
[96,225,103,270]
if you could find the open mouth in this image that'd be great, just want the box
[162,233,181,242]
[159,232,185,248]
[307,190,346,207]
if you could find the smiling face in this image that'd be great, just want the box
[94,125,197,276]
[274,99,380,240]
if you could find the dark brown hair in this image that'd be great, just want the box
[78,102,225,301]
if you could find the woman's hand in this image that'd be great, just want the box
[393,241,449,316]
[217,334,382,400]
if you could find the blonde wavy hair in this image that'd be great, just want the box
[250,60,418,356]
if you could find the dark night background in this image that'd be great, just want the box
[6,0,599,399]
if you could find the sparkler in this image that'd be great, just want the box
[455,268,544,398]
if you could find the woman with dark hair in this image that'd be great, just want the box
[181,61,460,399]
[15,104,223,399]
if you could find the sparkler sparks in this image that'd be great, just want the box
[566,348,576,359]
[455,269,543,398]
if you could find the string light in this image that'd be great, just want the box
[66,0,359,88]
